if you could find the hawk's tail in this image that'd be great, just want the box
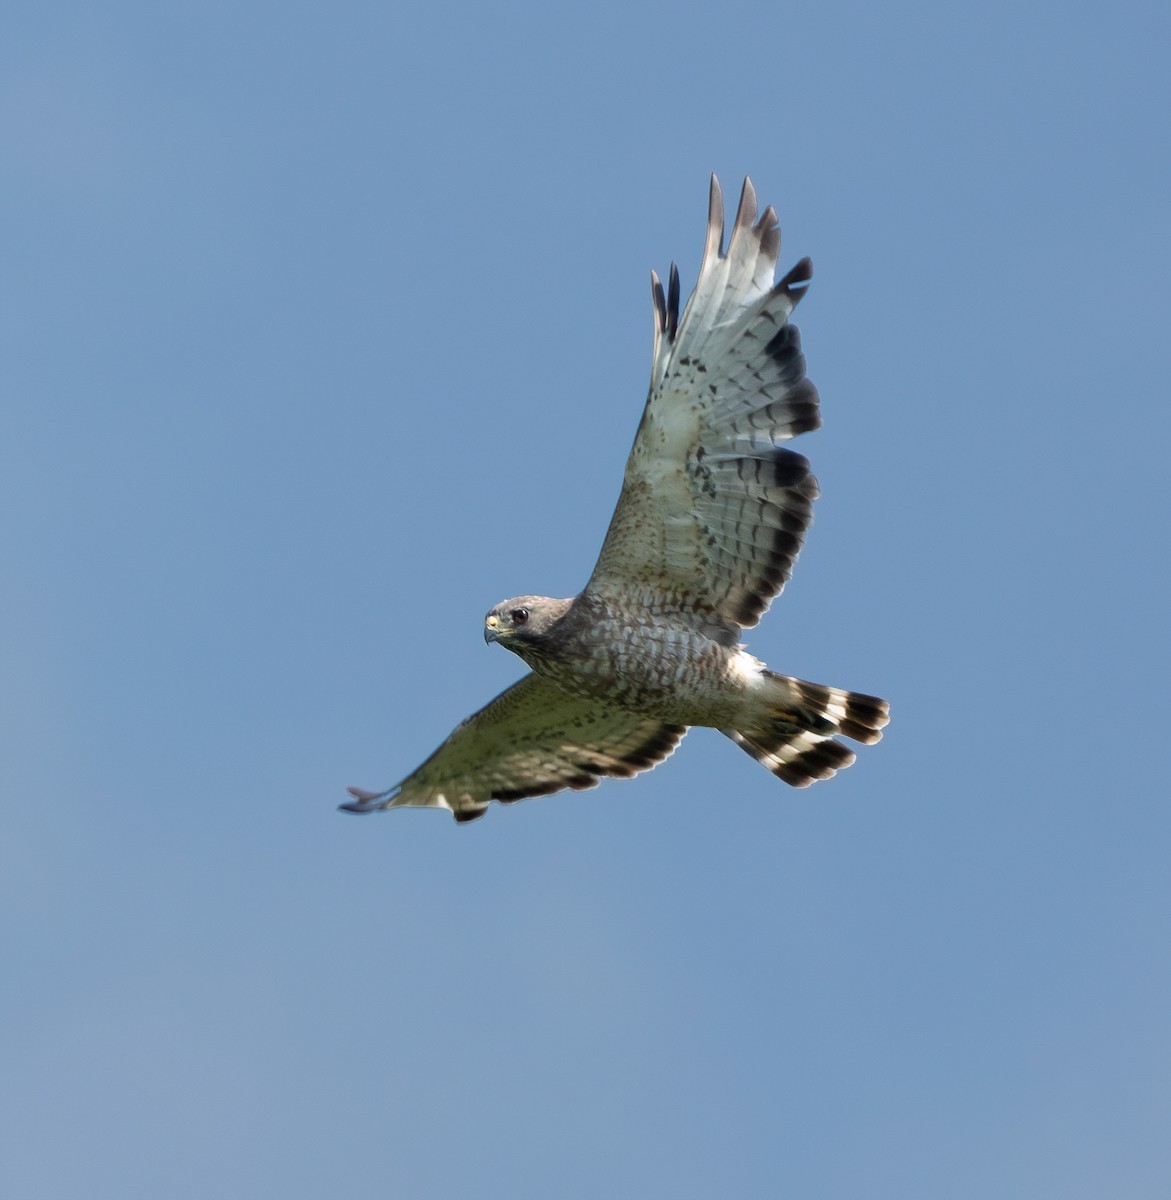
[724,672,890,788]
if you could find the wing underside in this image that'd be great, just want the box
[341,673,686,823]
[586,176,821,641]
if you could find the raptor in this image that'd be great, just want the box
[342,177,889,823]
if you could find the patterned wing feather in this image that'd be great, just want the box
[586,176,821,641]
[340,673,686,823]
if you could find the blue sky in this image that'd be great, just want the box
[3,1,1169,1195]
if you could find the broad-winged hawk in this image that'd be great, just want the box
[342,177,889,823]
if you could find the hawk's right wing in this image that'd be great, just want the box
[340,673,686,823]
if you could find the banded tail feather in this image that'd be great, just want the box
[724,671,890,788]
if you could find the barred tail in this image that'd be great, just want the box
[724,671,890,788]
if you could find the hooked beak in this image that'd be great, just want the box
[484,614,503,644]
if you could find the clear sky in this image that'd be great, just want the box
[3,1,1169,1196]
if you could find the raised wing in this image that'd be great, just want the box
[340,673,686,823]
[585,176,820,644]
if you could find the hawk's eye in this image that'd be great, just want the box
[510,607,529,625]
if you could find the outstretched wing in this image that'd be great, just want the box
[585,176,820,645]
[340,673,686,823]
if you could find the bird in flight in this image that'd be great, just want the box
[342,176,889,823]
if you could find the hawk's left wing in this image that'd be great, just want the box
[340,673,686,823]
[584,176,820,645]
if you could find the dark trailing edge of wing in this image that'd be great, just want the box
[490,722,686,809]
[723,446,820,628]
[763,323,808,381]
[776,256,812,304]
[765,446,813,487]
[456,724,689,822]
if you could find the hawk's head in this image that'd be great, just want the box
[484,595,573,659]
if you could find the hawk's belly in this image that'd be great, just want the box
[529,618,753,728]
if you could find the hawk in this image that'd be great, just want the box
[342,176,889,823]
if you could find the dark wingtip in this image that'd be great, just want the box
[650,269,666,335]
[666,262,680,340]
[733,177,759,237]
[779,256,813,305]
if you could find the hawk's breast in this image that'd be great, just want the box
[530,601,746,727]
